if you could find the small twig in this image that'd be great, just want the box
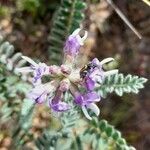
[106,0,142,39]
[142,0,150,6]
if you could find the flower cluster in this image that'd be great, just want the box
[17,28,118,120]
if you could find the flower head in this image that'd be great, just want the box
[17,29,118,120]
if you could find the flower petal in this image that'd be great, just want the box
[77,30,88,45]
[84,92,100,103]
[50,100,71,112]
[74,92,100,106]
[82,106,92,120]
[91,58,100,66]
[100,57,114,65]
[35,92,47,104]
[81,30,88,41]
[28,89,47,104]
[64,28,87,56]
[15,67,33,73]
[22,56,38,67]
[86,103,100,116]
[71,28,81,36]
[85,77,95,91]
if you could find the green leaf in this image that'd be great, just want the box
[83,118,135,150]
[98,73,147,97]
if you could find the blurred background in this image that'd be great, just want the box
[0,0,149,149]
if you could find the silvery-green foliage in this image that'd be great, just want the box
[98,73,147,97]
[0,36,29,80]
[48,0,86,64]
[82,118,136,150]
[12,98,35,147]
[0,37,32,123]
[0,30,147,150]
[0,36,34,145]
[35,100,79,150]
[0,1,148,149]
[35,114,136,150]
[0,67,31,123]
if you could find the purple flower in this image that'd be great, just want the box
[84,77,96,91]
[28,84,48,104]
[32,63,47,83]
[83,59,104,91]
[15,29,119,120]
[74,92,100,120]
[91,57,119,77]
[83,58,119,91]
[16,56,49,84]
[49,92,71,112]
[75,91,100,106]
[27,81,59,104]
[50,100,71,112]
[64,28,88,56]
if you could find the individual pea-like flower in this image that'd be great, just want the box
[16,28,118,120]
[16,56,49,84]
[74,92,100,120]
[64,28,88,56]
[84,58,118,91]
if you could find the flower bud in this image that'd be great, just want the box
[61,64,71,75]
[59,79,70,92]
[49,65,61,75]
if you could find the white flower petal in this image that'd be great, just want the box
[82,106,92,120]
[71,28,88,45]
[15,67,33,73]
[87,103,100,116]
[104,69,118,76]
[77,31,88,45]
[81,31,88,41]
[100,57,114,65]
[22,56,38,66]
[71,28,81,36]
